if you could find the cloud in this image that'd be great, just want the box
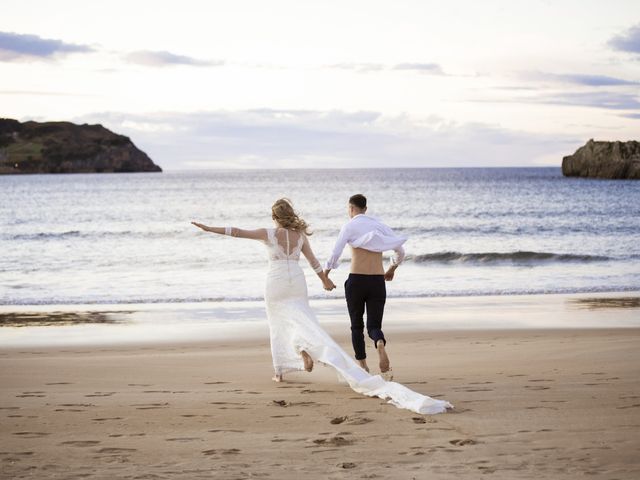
[0,31,94,61]
[71,109,578,170]
[392,63,444,74]
[327,62,386,73]
[533,91,640,110]
[123,50,224,67]
[0,89,96,97]
[525,71,639,86]
[608,23,640,54]
[327,62,445,75]
[473,90,640,111]
[620,113,640,119]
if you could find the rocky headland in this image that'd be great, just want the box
[0,118,162,174]
[562,139,640,180]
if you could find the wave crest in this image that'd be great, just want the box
[410,251,610,264]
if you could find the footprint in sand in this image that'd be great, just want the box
[92,417,123,421]
[45,382,73,385]
[329,416,371,425]
[524,385,550,390]
[346,416,372,425]
[312,436,354,446]
[59,440,101,447]
[202,448,241,456]
[12,432,50,438]
[203,381,229,385]
[85,392,116,397]
[96,447,137,454]
[16,393,45,398]
[339,462,356,469]
[131,402,169,410]
[165,437,202,442]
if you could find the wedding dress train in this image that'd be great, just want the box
[263,227,453,415]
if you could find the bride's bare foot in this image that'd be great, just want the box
[377,341,391,373]
[272,374,284,382]
[357,359,370,373]
[301,350,314,372]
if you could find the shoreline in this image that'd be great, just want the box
[1,291,639,349]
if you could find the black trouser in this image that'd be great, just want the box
[344,273,386,360]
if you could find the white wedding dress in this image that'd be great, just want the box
[262,227,453,415]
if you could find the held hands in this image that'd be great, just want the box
[321,273,336,291]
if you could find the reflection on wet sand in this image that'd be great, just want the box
[0,311,133,327]
[569,297,640,310]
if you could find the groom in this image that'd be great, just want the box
[324,194,407,378]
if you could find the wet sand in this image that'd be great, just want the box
[1,323,640,479]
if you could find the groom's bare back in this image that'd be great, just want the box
[350,247,385,275]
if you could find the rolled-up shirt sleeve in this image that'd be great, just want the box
[325,223,350,270]
[391,244,405,266]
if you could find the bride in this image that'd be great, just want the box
[191,198,452,415]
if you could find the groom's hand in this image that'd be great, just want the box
[384,266,396,281]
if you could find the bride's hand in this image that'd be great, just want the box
[191,221,209,231]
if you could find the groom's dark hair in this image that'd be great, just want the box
[349,194,367,210]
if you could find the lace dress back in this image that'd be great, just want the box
[266,228,303,261]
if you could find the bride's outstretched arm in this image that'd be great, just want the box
[302,235,336,291]
[191,222,268,241]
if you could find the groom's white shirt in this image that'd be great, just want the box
[325,214,407,270]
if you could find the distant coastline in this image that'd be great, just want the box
[0,118,162,174]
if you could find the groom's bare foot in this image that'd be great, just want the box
[272,374,284,382]
[357,359,370,373]
[377,342,391,373]
[301,351,314,372]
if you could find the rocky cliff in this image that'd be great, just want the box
[562,139,640,180]
[0,118,162,174]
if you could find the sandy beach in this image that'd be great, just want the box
[1,294,640,479]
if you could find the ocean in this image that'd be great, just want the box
[1,167,639,306]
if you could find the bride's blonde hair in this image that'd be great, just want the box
[271,198,312,235]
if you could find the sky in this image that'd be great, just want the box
[1,0,639,170]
